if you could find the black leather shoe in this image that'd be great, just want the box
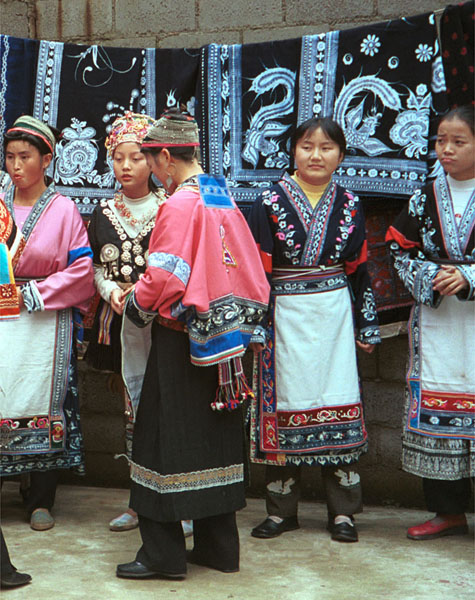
[186,550,239,573]
[251,516,300,539]
[116,560,186,580]
[327,518,358,543]
[1,570,32,589]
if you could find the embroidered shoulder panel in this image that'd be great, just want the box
[148,251,191,286]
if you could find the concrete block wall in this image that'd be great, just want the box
[1,0,453,508]
[1,0,449,47]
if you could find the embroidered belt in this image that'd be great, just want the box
[271,265,346,295]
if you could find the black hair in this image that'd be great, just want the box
[147,173,159,193]
[141,145,201,164]
[438,105,474,135]
[290,117,347,159]
[3,125,61,156]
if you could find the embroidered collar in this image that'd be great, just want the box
[435,174,475,259]
[5,184,58,242]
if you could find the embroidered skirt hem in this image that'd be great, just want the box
[401,387,474,480]
[250,443,367,467]
[130,323,246,523]
[0,354,85,476]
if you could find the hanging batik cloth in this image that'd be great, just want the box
[0,36,200,217]
[440,0,475,108]
[197,37,302,211]
[297,11,448,196]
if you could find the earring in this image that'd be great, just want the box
[165,172,173,192]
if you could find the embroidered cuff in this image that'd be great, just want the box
[20,281,44,312]
[455,265,475,301]
[249,325,266,344]
[413,262,441,307]
[357,326,381,344]
[125,291,157,328]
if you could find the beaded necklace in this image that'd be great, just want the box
[113,191,158,229]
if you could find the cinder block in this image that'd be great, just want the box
[103,36,157,49]
[378,335,408,382]
[78,364,124,416]
[115,0,195,35]
[81,412,126,453]
[199,0,282,31]
[358,345,379,380]
[36,0,113,41]
[158,30,241,48]
[0,0,29,38]
[377,0,449,18]
[286,0,373,26]
[243,25,328,44]
[363,381,406,427]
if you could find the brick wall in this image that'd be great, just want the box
[0,0,453,507]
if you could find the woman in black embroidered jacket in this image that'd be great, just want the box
[386,106,475,541]
[248,117,380,543]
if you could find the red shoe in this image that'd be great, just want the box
[407,514,468,540]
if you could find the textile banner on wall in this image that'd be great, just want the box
[0,10,453,321]
[0,39,200,216]
[198,12,448,208]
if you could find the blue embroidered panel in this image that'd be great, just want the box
[67,246,93,266]
[0,244,10,284]
[148,252,191,286]
[198,174,235,209]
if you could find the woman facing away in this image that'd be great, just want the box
[0,115,95,531]
[86,111,165,532]
[115,109,270,580]
[386,105,475,540]
[248,117,381,543]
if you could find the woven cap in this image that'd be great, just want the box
[141,109,199,149]
[7,115,56,153]
[105,111,155,157]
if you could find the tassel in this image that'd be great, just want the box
[210,357,255,412]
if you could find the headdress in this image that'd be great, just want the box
[105,111,155,157]
[7,115,56,153]
[141,109,200,149]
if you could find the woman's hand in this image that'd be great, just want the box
[249,342,266,353]
[110,288,126,315]
[356,340,375,354]
[432,265,469,296]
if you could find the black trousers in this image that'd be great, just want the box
[265,463,363,518]
[423,477,472,514]
[24,470,59,514]
[0,529,15,577]
[136,511,239,574]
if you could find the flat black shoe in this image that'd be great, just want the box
[116,560,186,580]
[186,550,239,573]
[327,519,358,543]
[1,570,32,589]
[251,516,300,539]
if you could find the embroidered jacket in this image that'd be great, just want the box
[248,172,380,343]
[127,175,270,366]
[386,174,475,305]
[1,185,95,313]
